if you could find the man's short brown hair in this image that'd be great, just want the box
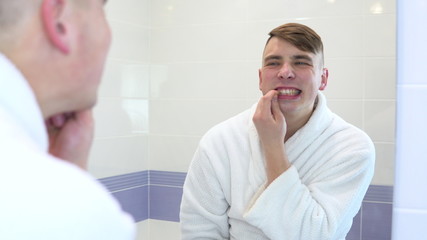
[266,23,324,66]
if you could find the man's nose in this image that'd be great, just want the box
[277,63,295,79]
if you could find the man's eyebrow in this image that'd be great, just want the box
[264,55,283,62]
[291,54,313,62]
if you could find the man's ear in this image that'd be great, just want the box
[258,68,263,91]
[41,0,70,54]
[319,68,328,90]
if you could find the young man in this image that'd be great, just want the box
[0,0,135,239]
[180,23,375,240]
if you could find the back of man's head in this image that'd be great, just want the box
[0,0,40,51]
[1,0,112,119]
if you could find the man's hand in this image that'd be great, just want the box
[46,109,95,170]
[253,90,291,185]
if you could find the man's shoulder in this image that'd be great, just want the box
[332,113,373,142]
[327,113,375,156]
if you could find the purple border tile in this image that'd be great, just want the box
[346,209,361,240]
[99,171,148,192]
[112,186,149,222]
[364,185,394,203]
[149,185,183,222]
[150,170,186,187]
[361,202,393,240]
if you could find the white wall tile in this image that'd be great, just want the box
[149,220,181,240]
[89,136,149,178]
[327,100,364,129]
[151,0,247,27]
[150,62,258,100]
[100,59,127,98]
[245,20,286,62]
[324,58,364,99]
[150,135,200,171]
[100,59,150,98]
[371,143,395,186]
[150,23,249,63]
[149,99,251,136]
[89,0,152,179]
[364,57,396,99]
[363,14,396,57]
[108,20,150,62]
[106,0,150,26]
[247,0,363,21]
[364,100,396,142]
[135,220,150,240]
[364,0,396,15]
[305,17,364,58]
[94,98,149,138]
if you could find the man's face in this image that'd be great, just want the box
[259,37,327,118]
[71,0,111,110]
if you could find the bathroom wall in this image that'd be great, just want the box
[89,0,396,239]
[89,0,151,239]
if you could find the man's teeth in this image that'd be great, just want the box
[278,89,301,95]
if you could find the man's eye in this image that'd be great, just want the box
[266,62,279,66]
[295,62,309,65]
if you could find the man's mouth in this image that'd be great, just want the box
[277,88,301,96]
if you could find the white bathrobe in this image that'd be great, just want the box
[180,92,375,240]
[0,54,135,239]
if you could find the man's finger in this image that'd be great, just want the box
[257,90,277,115]
[271,93,283,121]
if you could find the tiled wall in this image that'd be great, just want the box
[89,0,151,237]
[90,0,150,177]
[90,0,396,239]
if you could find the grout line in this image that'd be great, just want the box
[148,171,151,220]
[150,184,184,189]
[109,184,149,194]
[363,200,393,204]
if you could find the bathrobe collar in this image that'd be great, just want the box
[0,53,48,152]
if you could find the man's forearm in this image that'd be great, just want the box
[263,144,291,185]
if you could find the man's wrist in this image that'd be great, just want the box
[264,145,291,185]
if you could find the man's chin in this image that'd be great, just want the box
[75,95,98,113]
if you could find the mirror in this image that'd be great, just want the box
[93,0,396,239]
